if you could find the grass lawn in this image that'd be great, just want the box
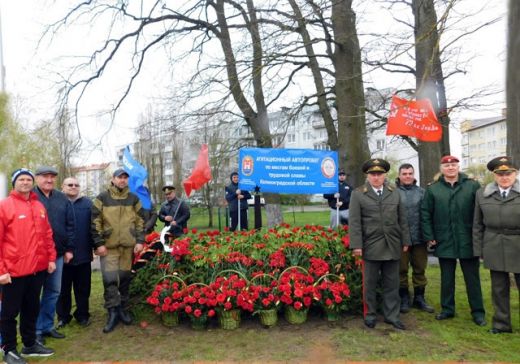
[35,263,520,363]
[188,206,331,230]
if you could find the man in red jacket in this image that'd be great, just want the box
[0,169,57,364]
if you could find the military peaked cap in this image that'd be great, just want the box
[362,158,390,174]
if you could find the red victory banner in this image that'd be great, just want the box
[386,95,442,142]
[183,144,212,197]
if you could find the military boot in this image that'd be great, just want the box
[399,288,410,313]
[118,306,133,325]
[102,308,120,333]
[413,287,434,313]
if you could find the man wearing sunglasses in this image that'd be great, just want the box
[56,178,94,330]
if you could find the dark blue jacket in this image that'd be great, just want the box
[34,187,75,257]
[324,180,353,210]
[69,196,94,265]
[225,182,251,212]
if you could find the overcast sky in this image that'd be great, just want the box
[0,0,508,164]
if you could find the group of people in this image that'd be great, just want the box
[0,154,518,362]
[329,155,519,334]
[0,166,193,364]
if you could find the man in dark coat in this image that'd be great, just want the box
[473,156,520,334]
[421,155,486,326]
[350,158,410,330]
[396,164,434,314]
[323,168,352,228]
[33,166,75,343]
[225,172,251,231]
[158,186,190,238]
[56,177,94,329]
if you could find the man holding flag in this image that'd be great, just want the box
[158,186,190,238]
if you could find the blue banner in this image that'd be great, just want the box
[122,146,152,209]
[238,148,338,194]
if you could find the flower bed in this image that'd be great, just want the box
[130,223,362,328]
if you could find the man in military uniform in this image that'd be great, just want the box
[323,169,352,228]
[473,156,520,334]
[349,159,410,330]
[158,186,190,238]
[421,155,486,326]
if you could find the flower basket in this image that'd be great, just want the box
[190,315,207,330]
[314,273,350,322]
[284,305,308,324]
[258,309,278,327]
[218,308,241,330]
[160,311,179,327]
[323,307,340,322]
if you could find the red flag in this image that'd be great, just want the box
[183,144,212,197]
[386,95,442,142]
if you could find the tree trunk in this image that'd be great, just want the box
[413,0,449,185]
[331,0,370,187]
[507,0,520,162]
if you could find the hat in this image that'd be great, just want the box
[362,159,390,174]
[486,156,518,174]
[113,168,129,177]
[338,168,346,175]
[440,155,459,164]
[35,166,58,176]
[11,168,34,186]
[162,185,176,193]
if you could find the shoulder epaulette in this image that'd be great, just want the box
[387,184,395,191]
[356,186,368,193]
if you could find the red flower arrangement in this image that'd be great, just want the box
[182,284,218,321]
[278,268,316,311]
[313,275,351,312]
[249,273,281,311]
[146,278,185,315]
[209,274,252,312]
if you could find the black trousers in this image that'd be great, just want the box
[56,262,92,323]
[0,271,46,353]
[230,209,248,231]
[438,257,485,318]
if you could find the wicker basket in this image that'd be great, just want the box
[190,316,207,330]
[284,306,308,325]
[258,309,278,327]
[160,312,179,327]
[323,307,340,322]
[218,309,241,330]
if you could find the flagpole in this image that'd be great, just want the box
[237,190,241,231]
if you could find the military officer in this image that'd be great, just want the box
[473,156,520,334]
[421,155,486,326]
[349,158,411,330]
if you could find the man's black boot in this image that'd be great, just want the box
[103,308,120,333]
[399,288,410,313]
[413,287,434,313]
[118,306,133,325]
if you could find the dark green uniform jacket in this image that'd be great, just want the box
[349,182,411,260]
[91,185,145,249]
[421,173,480,259]
[473,180,520,273]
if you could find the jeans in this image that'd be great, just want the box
[36,255,64,334]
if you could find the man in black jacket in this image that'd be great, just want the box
[158,186,190,238]
[225,172,251,231]
[33,166,75,343]
[323,169,352,228]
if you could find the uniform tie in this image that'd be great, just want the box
[502,191,507,199]
[377,190,383,198]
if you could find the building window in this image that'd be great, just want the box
[287,134,295,143]
[303,132,312,141]
[500,137,506,145]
